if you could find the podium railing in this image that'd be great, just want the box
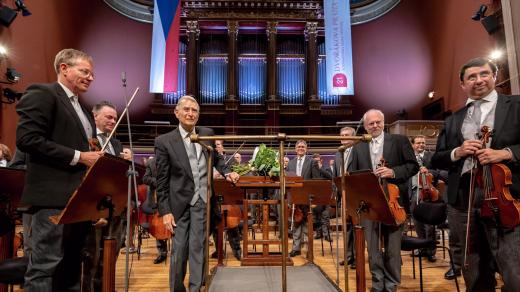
[191,133,371,292]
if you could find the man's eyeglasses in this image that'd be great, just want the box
[76,67,94,78]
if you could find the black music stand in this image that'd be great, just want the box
[335,170,395,292]
[0,168,25,212]
[50,155,130,292]
[0,168,25,292]
[288,180,333,263]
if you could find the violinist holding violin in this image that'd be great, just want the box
[408,135,444,263]
[348,109,419,292]
[431,57,520,291]
[82,101,124,292]
[15,49,103,291]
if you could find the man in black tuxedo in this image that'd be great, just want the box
[82,101,124,292]
[431,57,520,291]
[311,153,333,242]
[287,140,329,257]
[155,96,239,292]
[348,109,418,292]
[408,135,440,263]
[16,49,103,291]
[142,156,168,265]
[334,126,357,269]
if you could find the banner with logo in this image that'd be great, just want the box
[324,0,354,95]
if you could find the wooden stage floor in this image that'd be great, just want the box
[112,230,472,292]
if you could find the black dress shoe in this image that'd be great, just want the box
[444,268,461,280]
[427,255,437,263]
[232,249,242,261]
[153,255,167,264]
[289,250,301,257]
[339,260,345,266]
[349,263,356,270]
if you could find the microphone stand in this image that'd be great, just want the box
[120,72,140,292]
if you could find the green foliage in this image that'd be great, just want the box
[230,144,280,177]
[231,163,252,176]
[251,144,280,176]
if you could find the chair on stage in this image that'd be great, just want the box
[401,201,460,292]
[313,214,333,257]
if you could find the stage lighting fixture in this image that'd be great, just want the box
[0,5,17,27]
[14,0,31,17]
[489,50,503,60]
[0,45,7,56]
[6,68,21,82]
[3,87,23,103]
[472,4,487,21]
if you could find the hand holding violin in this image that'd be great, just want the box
[475,148,513,165]
[374,166,394,179]
[455,139,483,158]
[79,151,104,167]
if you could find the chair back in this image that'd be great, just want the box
[413,201,447,226]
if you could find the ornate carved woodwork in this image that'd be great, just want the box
[186,20,200,96]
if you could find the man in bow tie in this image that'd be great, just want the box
[155,95,240,292]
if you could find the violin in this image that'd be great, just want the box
[378,158,407,225]
[222,205,242,229]
[418,171,440,202]
[289,204,304,230]
[147,189,172,240]
[475,126,520,228]
[88,137,101,151]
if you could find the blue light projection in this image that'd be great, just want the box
[199,57,227,104]
[277,58,305,104]
[238,57,266,105]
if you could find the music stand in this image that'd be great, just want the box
[288,180,333,263]
[334,170,395,292]
[0,168,25,292]
[213,179,244,266]
[0,168,25,211]
[50,155,131,292]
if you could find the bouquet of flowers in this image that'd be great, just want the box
[231,144,280,177]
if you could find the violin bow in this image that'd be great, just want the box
[101,87,140,153]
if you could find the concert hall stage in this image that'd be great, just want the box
[209,264,340,292]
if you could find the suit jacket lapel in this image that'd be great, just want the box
[197,127,210,160]
[383,134,393,163]
[302,156,311,178]
[170,128,194,180]
[54,83,90,141]
[492,95,509,146]
[454,107,467,143]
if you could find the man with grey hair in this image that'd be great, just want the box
[348,109,418,291]
[287,139,330,257]
[334,126,357,269]
[155,95,240,291]
[16,48,102,291]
